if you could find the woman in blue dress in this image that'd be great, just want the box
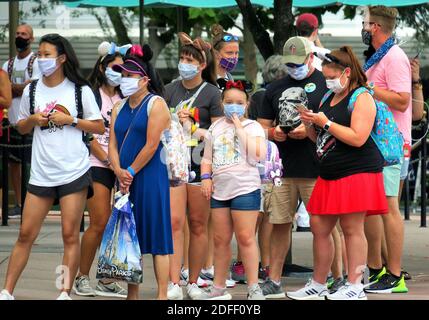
[109,44,173,300]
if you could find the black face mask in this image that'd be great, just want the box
[361,29,372,46]
[15,37,30,52]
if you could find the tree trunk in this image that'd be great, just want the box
[235,0,274,60]
[273,0,294,55]
[147,20,176,63]
[242,20,258,89]
[106,7,132,45]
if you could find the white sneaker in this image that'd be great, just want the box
[248,284,266,300]
[326,282,367,300]
[286,279,328,300]
[0,289,14,300]
[56,292,72,300]
[167,282,183,300]
[197,276,212,287]
[186,283,205,300]
[179,268,189,286]
[226,278,236,288]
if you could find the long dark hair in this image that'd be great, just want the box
[88,52,122,92]
[39,33,89,87]
[180,44,217,86]
[125,44,165,97]
[322,46,368,91]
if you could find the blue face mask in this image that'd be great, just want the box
[105,67,122,87]
[178,62,199,80]
[223,103,246,119]
[287,63,309,81]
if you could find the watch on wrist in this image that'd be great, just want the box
[412,78,422,85]
[71,117,78,127]
[323,120,332,131]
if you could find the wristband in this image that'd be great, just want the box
[127,166,136,177]
[200,173,212,180]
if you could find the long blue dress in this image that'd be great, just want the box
[114,94,173,255]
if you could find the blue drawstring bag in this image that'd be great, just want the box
[96,193,143,284]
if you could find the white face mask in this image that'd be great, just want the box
[38,57,59,77]
[326,69,347,94]
[120,77,141,97]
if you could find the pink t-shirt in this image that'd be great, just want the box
[366,45,412,143]
[206,118,266,201]
[89,88,121,168]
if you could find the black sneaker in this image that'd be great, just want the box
[296,226,311,232]
[8,205,22,218]
[402,270,412,281]
[258,266,269,283]
[364,273,408,294]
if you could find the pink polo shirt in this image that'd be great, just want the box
[366,45,412,144]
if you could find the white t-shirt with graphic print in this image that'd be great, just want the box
[17,78,102,187]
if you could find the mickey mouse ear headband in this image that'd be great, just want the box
[218,79,253,93]
[178,32,211,62]
[98,41,132,62]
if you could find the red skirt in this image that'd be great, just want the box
[307,172,388,216]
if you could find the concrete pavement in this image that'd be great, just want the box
[0,213,428,300]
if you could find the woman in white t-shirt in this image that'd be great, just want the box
[74,43,127,298]
[199,81,267,300]
[0,34,104,301]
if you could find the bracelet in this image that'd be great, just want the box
[200,173,212,180]
[102,158,111,167]
[127,166,136,177]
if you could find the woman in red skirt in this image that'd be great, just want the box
[287,46,387,301]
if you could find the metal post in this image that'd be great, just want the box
[9,0,19,58]
[404,177,410,220]
[1,112,10,226]
[139,0,144,46]
[177,6,184,61]
[421,121,427,228]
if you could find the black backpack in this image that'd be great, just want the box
[29,79,91,154]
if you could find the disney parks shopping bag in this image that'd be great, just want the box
[96,193,143,284]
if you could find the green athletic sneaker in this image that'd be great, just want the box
[364,273,408,294]
[365,266,387,286]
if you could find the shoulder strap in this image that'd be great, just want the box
[29,79,39,115]
[94,88,102,110]
[347,87,371,112]
[75,84,83,119]
[7,58,14,79]
[119,93,154,156]
[319,90,333,109]
[27,54,37,79]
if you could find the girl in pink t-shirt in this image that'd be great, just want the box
[200,81,267,300]
[74,44,126,298]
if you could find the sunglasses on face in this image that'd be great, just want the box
[362,21,381,27]
[286,63,305,68]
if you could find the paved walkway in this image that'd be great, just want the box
[0,214,428,300]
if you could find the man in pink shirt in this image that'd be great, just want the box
[362,6,411,294]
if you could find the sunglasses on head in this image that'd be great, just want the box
[214,34,239,48]
[324,53,349,68]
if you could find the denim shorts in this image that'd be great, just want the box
[211,189,261,211]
